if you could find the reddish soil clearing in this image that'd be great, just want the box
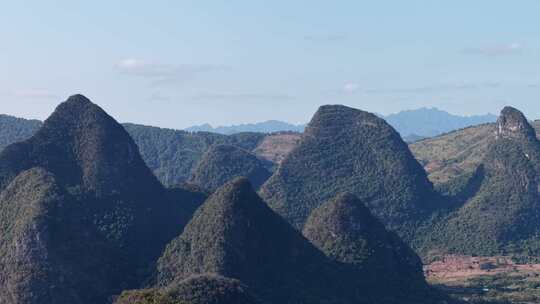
[253,133,301,164]
[424,255,540,282]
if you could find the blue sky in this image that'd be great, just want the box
[1,1,540,128]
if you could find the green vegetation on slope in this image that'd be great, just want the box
[303,193,435,302]
[0,168,80,303]
[0,114,42,151]
[189,144,272,192]
[260,105,437,242]
[115,275,261,304]
[0,95,203,304]
[420,107,540,257]
[410,120,540,185]
[157,177,351,304]
[156,178,452,304]
[0,117,270,187]
[123,123,266,186]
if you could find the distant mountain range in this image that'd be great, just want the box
[185,108,498,141]
[0,114,42,151]
[185,120,305,134]
[384,108,497,140]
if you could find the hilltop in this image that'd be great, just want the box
[0,95,203,304]
[260,105,437,242]
[156,178,348,303]
[188,144,272,192]
[303,193,436,301]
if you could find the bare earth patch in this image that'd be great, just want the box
[253,132,301,164]
[425,255,540,303]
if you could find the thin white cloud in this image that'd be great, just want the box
[304,34,347,42]
[192,92,295,102]
[13,89,58,99]
[147,92,171,102]
[116,58,228,84]
[343,82,360,93]
[462,43,523,56]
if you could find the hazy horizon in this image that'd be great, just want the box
[1,1,539,129]
[2,100,504,130]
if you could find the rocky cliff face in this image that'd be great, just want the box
[496,106,537,141]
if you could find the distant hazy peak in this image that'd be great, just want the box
[184,107,497,139]
[185,120,305,134]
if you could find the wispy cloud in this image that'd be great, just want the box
[343,82,360,93]
[304,34,347,42]
[192,92,295,102]
[116,58,228,85]
[462,43,523,56]
[13,89,58,99]
[147,92,171,102]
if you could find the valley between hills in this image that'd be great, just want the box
[2,95,540,303]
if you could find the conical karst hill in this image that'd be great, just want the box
[260,104,436,240]
[157,177,351,303]
[303,193,432,301]
[0,95,203,304]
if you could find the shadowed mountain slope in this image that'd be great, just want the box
[156,178,450,304]
[157,177,349,303]
[0,114,42,151]
[115,275,261,304]
[303,193,429,298]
